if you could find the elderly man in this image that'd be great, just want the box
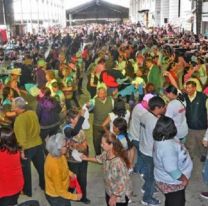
[12,97,45,197]
[89,87,113,155]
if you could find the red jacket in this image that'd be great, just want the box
[0,150,24,198]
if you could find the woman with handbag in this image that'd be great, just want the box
[44,133,82,206]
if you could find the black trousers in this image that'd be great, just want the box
[105,193,129,206]
[93,125,105,155]
[21,145,45,197]
[45,194,71,206]
[68,161,88,200]
[0,192,19,206]
[165,189,185,206]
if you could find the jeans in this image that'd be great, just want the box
[45,194,71,206]
[140,152,155,202]
[165,189,185,206]
[132,140,144,175]
[21,145,45,197]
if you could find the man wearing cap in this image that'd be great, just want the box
[12,97,45,197]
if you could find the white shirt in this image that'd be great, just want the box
[109,110,130,133]
[165,99,188,139]
[129,103,148,141]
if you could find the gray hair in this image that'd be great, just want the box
[46,133,66,157]
[12,97,27,110]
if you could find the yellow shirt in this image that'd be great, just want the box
[44,154,78,200]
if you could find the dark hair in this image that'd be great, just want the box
[98,58,105,64]
[66,107,79,123]
[148,96,165,111]
[113,117,127,134]
[185,80,197,87]
[103,132,130,168]
[145,83,155,94]
[2,86,12,101]
[112,97,127,117]
[165,85,185,101]
[51,82,59,89]
[0,128,21,153]
[165,85,178,95]
[153,116,177,141]
[42,87,51,97]
[125,61,135,79]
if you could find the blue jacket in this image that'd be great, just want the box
[153,139,193,185]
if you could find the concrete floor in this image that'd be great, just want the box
[18,75,208,206]
[18,153,208,206]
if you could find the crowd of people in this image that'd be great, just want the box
[1,22,208,206]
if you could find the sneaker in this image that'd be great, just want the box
[141,198,161,206]
[128,168,134,175]
[139,173,145,181]
[128,198,132,203]
[200,192,208,199]
[80,198,91,204]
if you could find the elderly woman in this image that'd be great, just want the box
[44,133,82,206]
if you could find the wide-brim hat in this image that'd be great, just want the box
[10,68,21,76]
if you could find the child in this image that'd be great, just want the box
[113,117,135,174]
[82,132,131,206]
[113,117,130,150]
